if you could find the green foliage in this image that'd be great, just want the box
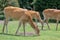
[18,0,33,9]
[18,0,60,22]
[0,0,8,20]
[0,0,8,11]
[18,0,60,12]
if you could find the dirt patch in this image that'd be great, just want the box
[0,20,4,24]
[16,32,36,36]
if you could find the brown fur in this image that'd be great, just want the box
[3,6,40,35]
[27,10,44,30]
[43,9,60,30]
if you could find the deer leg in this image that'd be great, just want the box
[23,22,25,36]
[38,18,44,30]
[2,19,6,33]
[36,14,44,30]
[41,22,44,30]
[2,19,8,33]
[45,19,50,30]
[29,18,40,35]
[29,22,40,35]
[5,20,8,34]
[15,21,21,34]
[56,20,59,31]
[40,20,44,30]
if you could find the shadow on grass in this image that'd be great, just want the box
[0,33,40,37]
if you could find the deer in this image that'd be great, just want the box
[43,9,60,30]
[3,6,40,36]
[27,10,44,30]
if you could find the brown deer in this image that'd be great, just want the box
[43,9,60,30]
[3,6,40,36]
[27,10,44,30]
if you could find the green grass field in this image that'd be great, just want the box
[0,21,60,40]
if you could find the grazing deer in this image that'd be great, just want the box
[27,10,44,30]
[43,9,60,30]
[3,6,40,36]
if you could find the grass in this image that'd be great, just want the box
[0,21,60,40]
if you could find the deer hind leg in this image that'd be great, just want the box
[2,19,8,34]
[28,18,40,35]
[56,20,59,31]
[2,19,6,33]
[40,20,44,30]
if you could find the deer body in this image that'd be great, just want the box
[43,9,60,30]
[4,6,27,20]
[3,6,40,35]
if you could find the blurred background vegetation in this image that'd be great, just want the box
[0,0,60,22]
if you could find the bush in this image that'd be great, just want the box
[0,15,5,20]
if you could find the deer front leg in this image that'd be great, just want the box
[56,20,59,31]
[6,20,8,34]
[23,22,25,36]
[15,21,21,35]
[29,19,40,35]
[36,15,44,30]
[33,22,40,35]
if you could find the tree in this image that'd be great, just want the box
[0,0,18,20]
[0,0,8,20]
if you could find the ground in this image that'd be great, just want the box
[0,21,60,40]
